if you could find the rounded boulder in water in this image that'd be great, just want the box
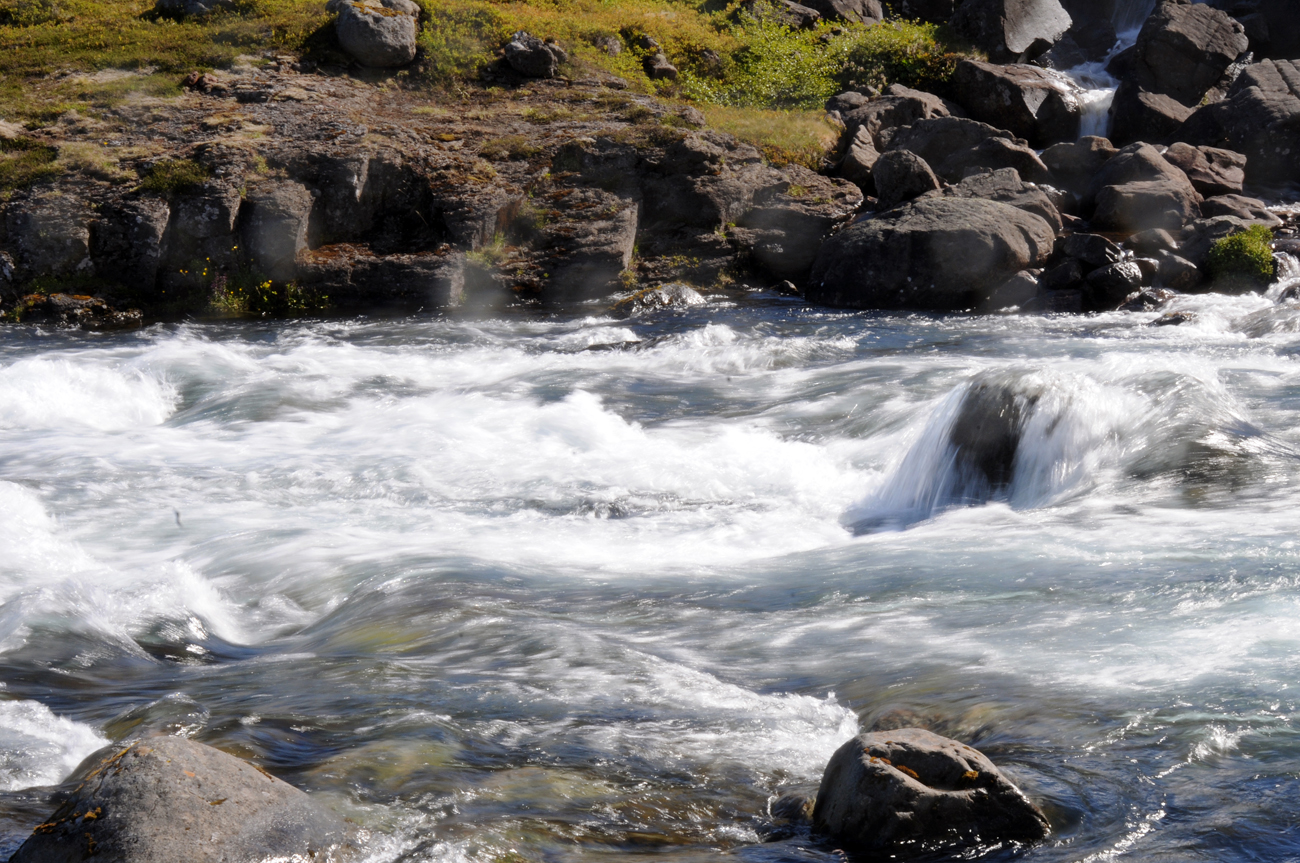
[812,728,1050,854]
[9,737,357,863]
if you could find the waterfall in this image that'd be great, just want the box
[1055,0,1161,140]
[1112,0,1158,37]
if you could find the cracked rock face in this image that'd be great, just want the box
[8,737,357,863]
[812,728,1050,854]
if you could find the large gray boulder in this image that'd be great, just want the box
[953,60,1081,147]
[90,198,171,292]
[806,197,1057,310]
[331,0,419,68]
[813,728,1050,854]
[9,737,356,863]
[838,84,965,151]
[3,194,92,282]
[837,126,880,192]
[1221,0,1300,60]
[1178,59,1300,187]
[1162,141,1246,196]
[872,150,941,211]
[504,31,568,77]
[1087,143,1202,230]
[948,168,1063,232]
[1042,135,1117,194]
[735,165,863,281]
[1110,0,1248,143]
[951,0,1073,63]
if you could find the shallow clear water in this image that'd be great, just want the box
[4,289,1300,862]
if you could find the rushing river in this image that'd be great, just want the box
[4,285,1300,862]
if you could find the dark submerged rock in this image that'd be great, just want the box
[813,728,1050,854]
[9,737,356,863]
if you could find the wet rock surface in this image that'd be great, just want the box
[8,737,357,863]
[813,728,1050,854]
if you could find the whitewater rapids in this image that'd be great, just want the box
[3,288,1300,861]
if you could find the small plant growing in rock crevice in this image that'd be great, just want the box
[1207,225,1276,291]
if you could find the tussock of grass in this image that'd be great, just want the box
[0,135,61,191]
[139,157,208,192]
[57,140,130,181]
[479,133,540,161]
[702,103,839,169]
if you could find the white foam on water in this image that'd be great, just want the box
[0,357,177,431]
[0,699,106,791]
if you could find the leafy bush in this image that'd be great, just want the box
[677,15,962,110]
[140,158,208,193]
[1207,225,1276,289]
[0,136,61,191]
[415,0,507,84]
[836,20,963,95]
[0,0,66,27]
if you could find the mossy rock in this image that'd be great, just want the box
[1207,224,1275,292]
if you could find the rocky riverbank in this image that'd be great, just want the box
[0,0,1296,327]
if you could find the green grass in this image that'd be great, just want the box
[0,135,61,191]
[0,0,970,174]
[139,157,208,192]
[1207,225,1275,289]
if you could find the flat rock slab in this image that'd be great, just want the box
[9,737,356,863]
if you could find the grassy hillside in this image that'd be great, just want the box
[0,0,970,169]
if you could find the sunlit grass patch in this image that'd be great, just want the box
[701,103,839,169]
[0,135,61,191]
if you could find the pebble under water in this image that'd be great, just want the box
[3,289,1300,862]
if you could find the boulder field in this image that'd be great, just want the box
[1,0,1297,326]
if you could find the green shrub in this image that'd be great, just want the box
[139,158,208,193]
[677,13,841,109]
[0,0,66,27]
[414,0,507,85]
[0,136,61,191]
[836,20,963,95]
[677,15,964,110]
[1207,225,1276,289]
